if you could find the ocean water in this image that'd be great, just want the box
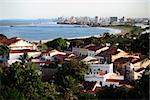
[0,19,120,41]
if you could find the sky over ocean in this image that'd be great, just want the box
[0,0,149,19]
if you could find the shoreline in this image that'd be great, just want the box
[31,27,122,43]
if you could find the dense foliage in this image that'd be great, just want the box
[46,38,67,50]
[0,62,58,100]
[54,61,89,100]
[0,34,7,40]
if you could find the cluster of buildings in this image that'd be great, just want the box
[57,16,150,26]
[0,37,149,94]
[72,44,149,93]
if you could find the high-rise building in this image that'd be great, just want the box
[110,17,118,22]
[95,16,99,23]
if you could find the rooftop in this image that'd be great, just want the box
[96,48,120,56]
[0,37,33,46]
[0,37,20,45]
[85,45,105,51]
[10,49,39,53]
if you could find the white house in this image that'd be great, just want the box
[84,63,124,87]
[8,49,41,65]
[0,37,37,50]
[41,49,66,61]
[72,45,109,57]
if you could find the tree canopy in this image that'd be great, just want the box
[54,60,89,100]
[46,38,67,50]
[0,62,58,100]
[0,34,7,40]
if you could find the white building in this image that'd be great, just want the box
[41,49,66,61]
[84,63,124,87]
[0,37,37,50]
[8,49,41,65]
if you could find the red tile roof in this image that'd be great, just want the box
[42,49,58,54]
[86,45,105,51]
[10,49,39,53]
[113,57,129,64]
[105,79,123,82]
[0,37,20,45]
[135,67,145,72]
[96,49,120,56]
[33,61,51,64]
[114,57,142,64]
[53,54,66,58]
[131,58,144,64]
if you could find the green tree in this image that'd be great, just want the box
[19,52,29,64]
[54,61,89,100]
[70,39,84,47]
[39,44,48,50]
[134,65,150,99]
[0,62,58,100]
[46,38,67,50]
[0,34,7,40]
[0,44,9,56]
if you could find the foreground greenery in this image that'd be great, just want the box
[0,55,90,100]
[0,62,58,100]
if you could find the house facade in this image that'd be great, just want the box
[0,37,37,50]
[84,63,124,87]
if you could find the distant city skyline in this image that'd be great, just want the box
[0,0,149,19]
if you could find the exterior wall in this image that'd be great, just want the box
[72,47,88,56]
[85,64,113,82]
[103,81,119,87]
[9,40,37,50]
[42,51,66,61]
[8,51,41,65]
[95,56,105,64]
[84,63,124,87]
[88,50,95,57]
[126,62,134,81]
[89,63,113,74]
[103,73,124,81]
[84,75,104,82]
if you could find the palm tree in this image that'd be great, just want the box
[0,44,9,56]
[0,44,9,66]
[19,52,29,64]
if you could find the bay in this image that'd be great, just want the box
[0,19,120,41]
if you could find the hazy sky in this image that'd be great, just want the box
[0,0,149,19]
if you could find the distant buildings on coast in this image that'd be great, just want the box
[56,16,150,27]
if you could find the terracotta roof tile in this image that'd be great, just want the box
[135,67,145,72]
[96,49,120,56]
[10,49,39,53]
[86,45,105,51]
[105,79,123,82]
[0,37,20,45]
